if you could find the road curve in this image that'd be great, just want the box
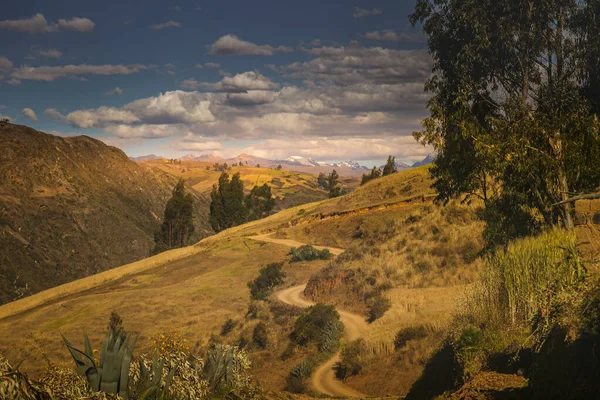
[249,234,366,398]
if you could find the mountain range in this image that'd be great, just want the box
[131,153,434,172]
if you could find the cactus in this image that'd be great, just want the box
[62,328,138,397]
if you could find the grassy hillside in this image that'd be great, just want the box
[142,159,360,211]
[0,124,211,304]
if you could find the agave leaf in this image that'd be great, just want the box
[119,333,138,398]
[84,333,94,360]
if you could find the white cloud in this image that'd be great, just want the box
[39,49,62,58]
[63,107,141,128]
[210,34,292,56]
[44,108,66,120]
[11,64,152,81]
[105,124,188,139]
[6,78,21,86]
[0,13,94,34]
[353,7,383,18]
[22,108,37,121]
[0,114,13,121]
[362,30,425,43]
[151,21,181,30]
[124,91,215,124]
[0,56,13,70]
[105,87,123,96]
[165,63,176,76]
[181,71,280,92]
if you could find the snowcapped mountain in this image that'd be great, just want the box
[284,156,320,167]
[378,161,411,169]
[333,161,370,170]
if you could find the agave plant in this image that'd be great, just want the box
[62,328,138,398]
[132,353,178,399]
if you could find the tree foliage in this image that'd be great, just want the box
[154,178,195,253]
[327,170,342,198]
[361,166,382,185]
[382,155,398,176]
[210,172,275,232]
[411,0,600,248]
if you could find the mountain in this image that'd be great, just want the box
[0,123,211,304]
[284,156,320,167]
[227,153,274,167]
[130,154,163,162]
[333,160,370,170]
[412,153,435,167]
[179,154,226,163]
[379,161,412,169]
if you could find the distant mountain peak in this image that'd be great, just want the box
[412,153,435,168]
[284,156,320,167]
[333,160,370,170]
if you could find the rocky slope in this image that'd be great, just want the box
[0,123,211,304]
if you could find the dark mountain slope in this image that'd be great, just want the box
[0,123,211,304]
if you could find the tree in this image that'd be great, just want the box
[247,262,286,300]
[277,164,282,170]
[246,184,275,220]
[317,173,329,190]
[154,178,195,253]
[382,155,397,176]
[209,172,248,232]
[327,170,341,198]
[256,164,260,168]
[411,0,600,247]
[361,166,382,185]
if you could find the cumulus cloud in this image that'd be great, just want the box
[151,21,181,30]
[21,108,37,121]
[181,71,280,93]
[276,46,432,85]
[105,87,123,96]
[362,30,425,43]
[0,13,94,34]
[11,64,152,81]
[44,108,66,120]
[0,56,12,71]
[39,48,63,58]
[210,34,292,56]
[352,7,383,18]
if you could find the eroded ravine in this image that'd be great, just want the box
[249,234,367,398]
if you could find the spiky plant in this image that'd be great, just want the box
[62,328,138,397]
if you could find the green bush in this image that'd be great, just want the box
[252,322,268,349]
[289,245,332,262]
[367,294,392,323]
[592,211,600,224]
[291,303,343,353]
[453,326,487,380]
[285,358,316,393]
[335,339,368,380]
[394,326,428,350]
[247,262,285,300]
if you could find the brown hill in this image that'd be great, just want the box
[0,123,211,304]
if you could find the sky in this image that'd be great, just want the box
[0,0,433,166]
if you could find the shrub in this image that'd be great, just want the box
[289,245,332,262]
[285,358,316,393]
[367,294,392,323]
[291,303,343,353]
[220,318,236,336]
[394,326,429,350]
[252,322,268,349]
[453,326,487,380]
[335,339,368,380]
[247,262,285,300]
[593,211,600,224]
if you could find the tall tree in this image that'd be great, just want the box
[382,156,398,176]
[411,0,600,247]
[154,178,195,253]
[210,172,248,232]
[327,170,342,198]
[246,184,276,220]
[361,166,382,185]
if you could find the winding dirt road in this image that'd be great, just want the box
[249,234,367,398]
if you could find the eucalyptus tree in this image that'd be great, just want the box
[411,0,600,247]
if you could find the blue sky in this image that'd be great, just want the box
[0,0,433,166]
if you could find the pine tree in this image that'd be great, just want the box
[210,172,250,232]
[246,184,275,220]
[361,166,382,185]
[154,178,195,253]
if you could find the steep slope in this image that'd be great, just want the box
[0,124,211,304]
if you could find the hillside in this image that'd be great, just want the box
[0,166,480,396]
[141,159,360,211]
[0,124,212,304]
